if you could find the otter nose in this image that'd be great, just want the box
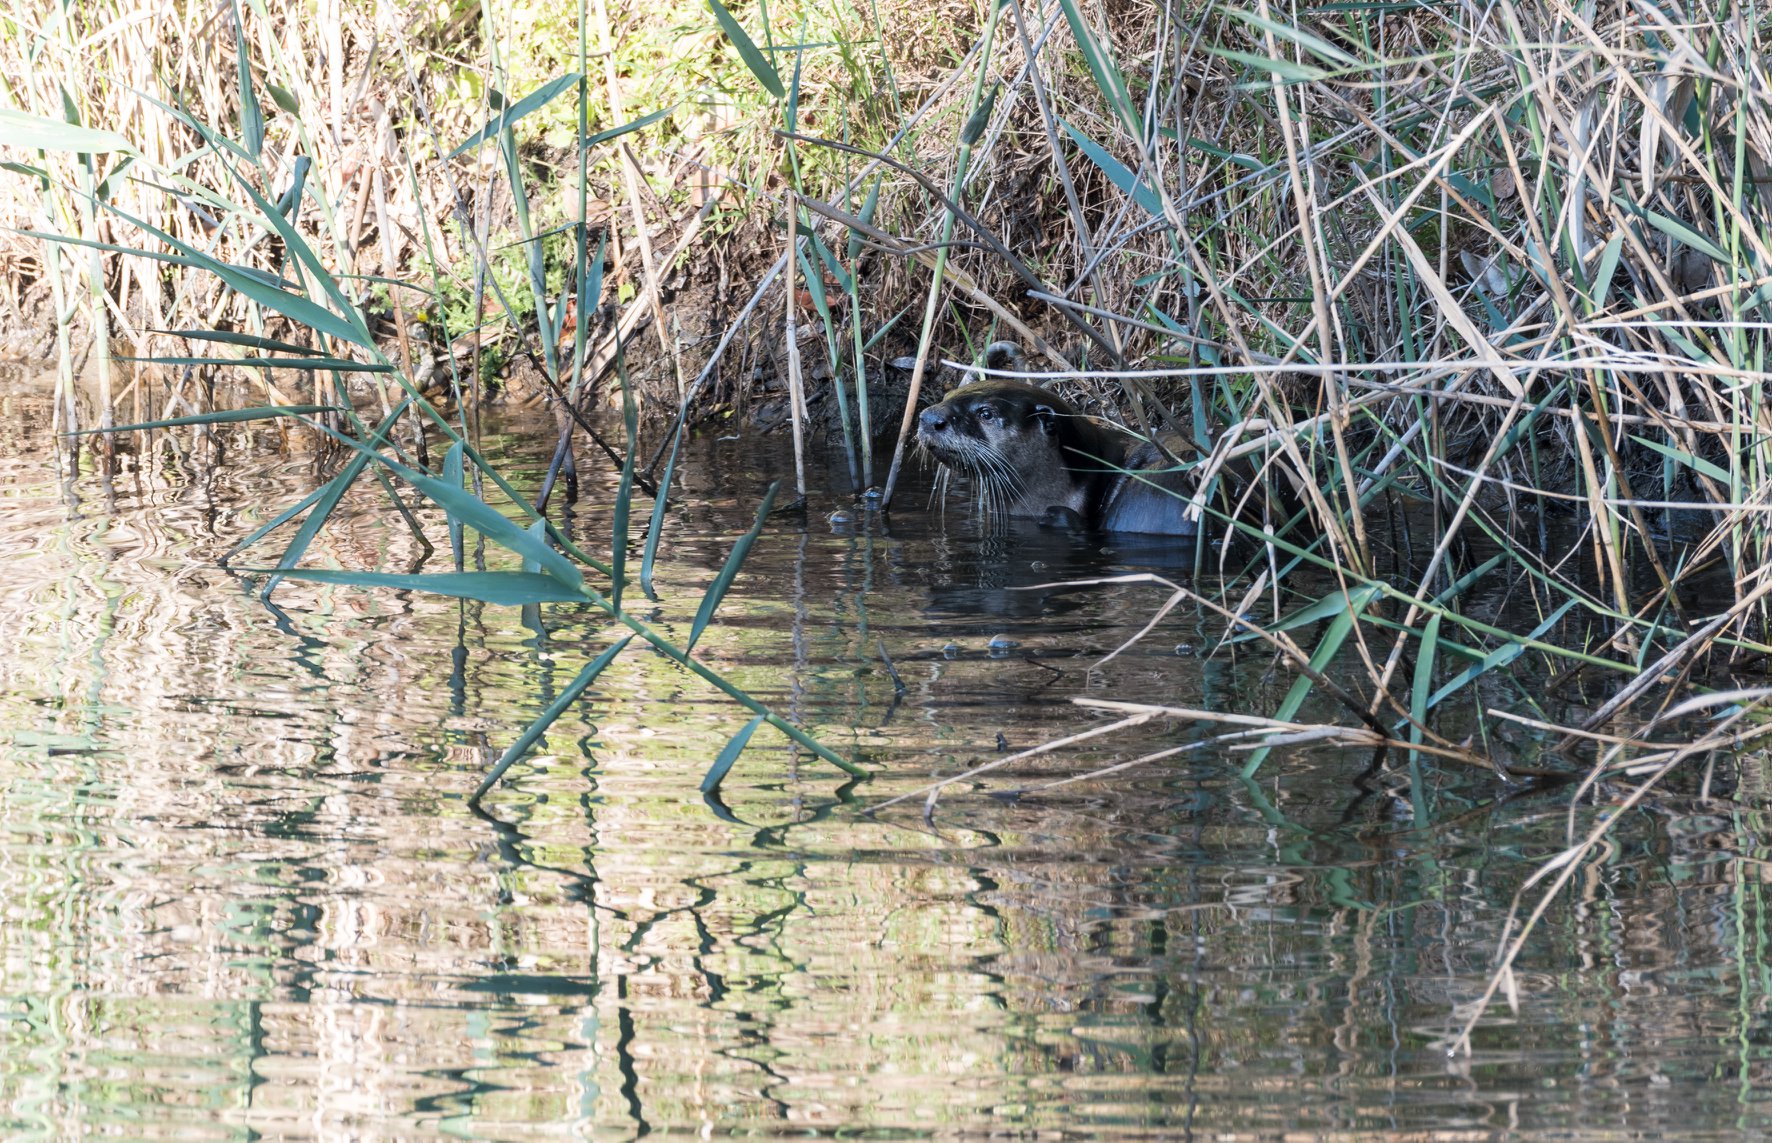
[919,407,949,433]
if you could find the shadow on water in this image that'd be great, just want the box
[0,379,1768,1138]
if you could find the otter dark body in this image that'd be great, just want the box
[916,379,1201,536]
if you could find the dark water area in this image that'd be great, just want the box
[0,375,1769,1139]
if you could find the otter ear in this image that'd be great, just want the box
[1031,403,1058,433]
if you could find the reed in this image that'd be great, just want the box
[2,0,871,801]
[6,0,1772,1043]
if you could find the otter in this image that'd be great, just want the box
[916,348,1208,536]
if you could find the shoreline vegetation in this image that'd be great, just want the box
[4,0,1772,1048]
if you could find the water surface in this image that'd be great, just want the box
[0,380,1767,1139]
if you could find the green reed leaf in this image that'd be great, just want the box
[688,481,779,653]
[583,105,676,149]
[222,400,410,563]
[1617,197,1729,264]
[1058,0,1140,135]
[960,81,998,146]
[1410,611,1441,750]
[443,439,465,570]
[1630,434,1730,483]
[707,0,785,99]
[262,453,372,598]
[1209,47,1328,84]
[612,356,638,609]
[0,107,132,154]
[1059,119,1164,219]
[117,355,390,371]
[69,405,339,434]
[785,23,804,134]
[265,83,300,115]
[849,174,882,262]
[471,635,637,803]
[1222,6,1360,66]
[153,328,326,355]
[1243,583,1381,776]
[1425,600,1579,711]
[156,112,364,331]
[34,218,372,351]
[449,72,584,158]
[641,422,684,600]
[257,569,593,605]
[399,466,585,592]
[703,713,768,793]
[808,229,850,294]
[1586,234,1625,310]
[795,246,832,321]
[231,0,264,157]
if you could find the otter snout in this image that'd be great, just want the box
[918,406,951,435]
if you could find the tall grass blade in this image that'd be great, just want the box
[1630,434,1730,483]
[157,110,366,328]
[1209,48,1328,84]
[1425,600,1579,711]
[222,402,412,562]
[848,175,881,262]
[222,484,332,565]
[959,81,997,146]
[807,230,850,294]
[399,465,585,591]
[795,246,833,319]
[1618,199,1729,264]
[785,21,805,135]
[26,227,371,350]
[612,356,638,609]
[1223,6,1360,66]
[1410,612,1441,758]
[117,355,390,372]
[583,105,676,148]
[293,413,589,591]
[1587,234,1624,309]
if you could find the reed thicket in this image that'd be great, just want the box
[4,0,1772,1045]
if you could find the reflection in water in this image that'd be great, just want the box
[0,379,1768,1138]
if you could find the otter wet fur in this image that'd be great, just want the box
[915,344,1203,536]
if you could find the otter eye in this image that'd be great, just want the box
[974,406,994,422]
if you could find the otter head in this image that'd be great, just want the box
[915,380,1074,474]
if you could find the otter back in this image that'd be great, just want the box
[1099,438,1201,536]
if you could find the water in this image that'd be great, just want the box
[1,380,1768,1139]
